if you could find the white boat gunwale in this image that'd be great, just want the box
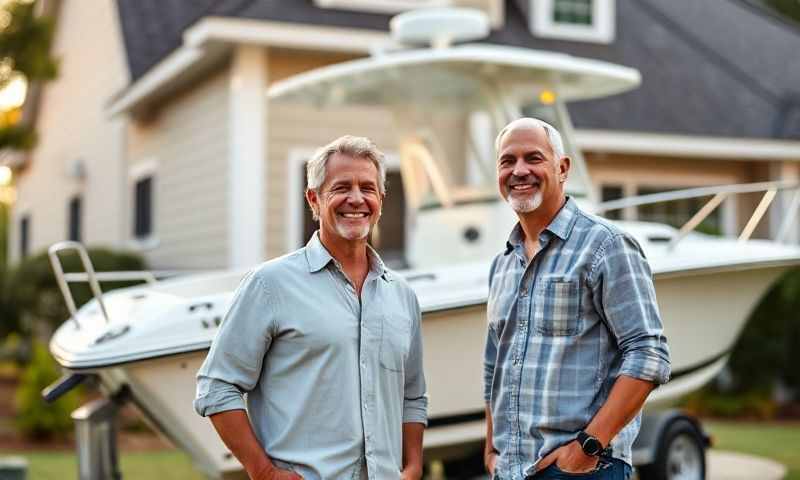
[49,249,799,372]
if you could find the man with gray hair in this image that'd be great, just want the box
[195,135,427,480]
[483,118,670,479]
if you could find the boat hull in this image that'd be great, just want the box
[63,263,788,476]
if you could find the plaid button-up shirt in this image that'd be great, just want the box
[483,198,670,480]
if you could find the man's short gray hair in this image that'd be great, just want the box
[306,135,387,194]
[494,118,566,160]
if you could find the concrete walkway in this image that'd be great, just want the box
[707,450,786,480]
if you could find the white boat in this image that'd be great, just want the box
[46,9,800,480]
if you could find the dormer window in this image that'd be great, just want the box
[553,0,593,26]
[529,0,615,44]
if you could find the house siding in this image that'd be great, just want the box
[9,0,129,264]
[266,104,397,258]
[127,70,230,269]
[264,48,476,258]
[265,49,393,258]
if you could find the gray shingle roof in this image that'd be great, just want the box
[114,0,800,140]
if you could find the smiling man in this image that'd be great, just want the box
[194,135,427,480]
[483,118,671,480]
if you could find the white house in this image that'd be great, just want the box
[5,0,800,270]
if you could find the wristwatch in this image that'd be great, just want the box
[576,431,604,457]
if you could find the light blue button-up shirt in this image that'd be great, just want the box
[194,233,428,480]
[484,198,670,480]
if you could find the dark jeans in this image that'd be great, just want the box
[525,457,632,480]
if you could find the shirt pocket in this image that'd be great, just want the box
[379,314,411,373]
[534,277,581,336]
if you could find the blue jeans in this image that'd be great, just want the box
[525,457,632,480]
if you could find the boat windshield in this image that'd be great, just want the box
[395,98,592,212]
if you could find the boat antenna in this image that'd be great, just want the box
[390,8,490,49]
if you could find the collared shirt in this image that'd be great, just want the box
[483,198,670,480]
[194,232,428,480]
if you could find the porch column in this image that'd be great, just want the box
[769,160,800,244]
[228,45,267,267]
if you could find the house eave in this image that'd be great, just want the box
[107,17,390,117]
[576,129,800,160]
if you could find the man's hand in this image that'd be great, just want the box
[401,422,425,480]
[400,465,422,480]
[484,405,498,476]
[252,463,304,480]
[536,441,598,474]
[484,450,497,476]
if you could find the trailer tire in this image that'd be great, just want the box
[638,418,706,480]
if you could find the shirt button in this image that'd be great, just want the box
[520,289,528,297]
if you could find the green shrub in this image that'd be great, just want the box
[683,388,777,420]
[14,341,81,439]
[727,267,800,394]
[1,201,8,271]
[0,202,12,337]
[686,267,800,416]
[3,246,146,338]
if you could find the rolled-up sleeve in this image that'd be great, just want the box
[591,233,671,385]
[194,271,274,417]
[403,295,428,425]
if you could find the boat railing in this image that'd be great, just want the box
[595,180,800,251]
[48,241,160,329]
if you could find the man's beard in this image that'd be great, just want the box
[507,190,543,213]
[334,220,371,240]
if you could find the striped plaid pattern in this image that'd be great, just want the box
[483,198,671,480]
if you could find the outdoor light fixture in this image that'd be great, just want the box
[0,165,15,204]
[0,165,12,186]
[539,89,556,105]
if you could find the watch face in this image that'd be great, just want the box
[582,437,603,456]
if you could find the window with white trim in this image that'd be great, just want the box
[528,0,615,44]
[133,176,153,239]
[600,184,624,220]
[636,186,722,236]
[128,159,158,248]
[554,0,593,26]
[19,214,30,258]
[68,195,82,242]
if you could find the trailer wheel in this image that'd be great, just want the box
[638,418,706,480]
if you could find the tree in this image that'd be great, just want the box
[764,0,800,24]
[0,0,58,151]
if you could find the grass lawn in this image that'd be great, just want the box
[0,449,205,480]
[705,420,800,480]
[2,420,799,479]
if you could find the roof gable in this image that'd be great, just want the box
[114,0,800,140]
